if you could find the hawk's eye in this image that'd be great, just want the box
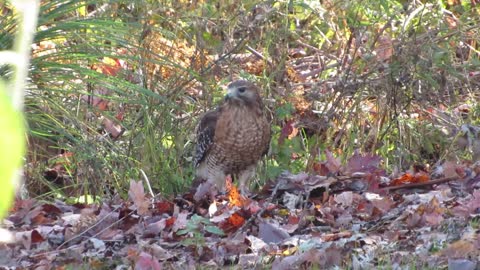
[238,87,246,93]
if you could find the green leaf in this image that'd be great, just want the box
[204,225,225,236]
[0,80,25,219]
[176,229,189,235]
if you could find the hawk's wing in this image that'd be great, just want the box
[193,108,219,167]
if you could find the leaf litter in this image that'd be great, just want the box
[1,153,480,269]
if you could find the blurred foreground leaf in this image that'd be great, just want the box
[0,81,24,218]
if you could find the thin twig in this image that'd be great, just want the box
[55,204,124,251]
[245,45,273,66]
[140,169,155,199]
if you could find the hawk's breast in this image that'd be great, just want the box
[208,105,270,174]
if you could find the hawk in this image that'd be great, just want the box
[194,80,271,196]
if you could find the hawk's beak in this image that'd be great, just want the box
[225,87,237,100]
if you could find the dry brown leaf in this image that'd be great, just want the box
[128,180,149,216]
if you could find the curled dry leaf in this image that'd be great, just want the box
[128,180,149,216]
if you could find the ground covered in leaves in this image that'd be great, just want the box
[1,153,480,269]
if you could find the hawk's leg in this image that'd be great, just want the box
[237,164,256,195]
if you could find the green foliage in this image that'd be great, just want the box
[0,0,198,198]
[1,0,478,199]
[0,82,24,218]
[177,214,224,246]
[0,0,37,218]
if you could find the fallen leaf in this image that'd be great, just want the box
[258,221,290,244]
[325,150,342,174]
[134,252,162,270]
[279,120,299,145]
[172,211,188,232]
[345,151,382,174]
[128,180,149,216]
[228,183,246,207]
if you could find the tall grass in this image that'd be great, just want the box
[1,0,478,199]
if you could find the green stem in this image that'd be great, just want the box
[10,0,40,110]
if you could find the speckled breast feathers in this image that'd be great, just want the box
[194,80,271,191]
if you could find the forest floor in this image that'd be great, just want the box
[1,154,480,269]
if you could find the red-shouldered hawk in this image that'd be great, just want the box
[194,80,271,196]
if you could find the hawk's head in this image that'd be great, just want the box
[225,80,262,107]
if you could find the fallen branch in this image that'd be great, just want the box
[381,176,458,191]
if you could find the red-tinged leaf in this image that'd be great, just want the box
[218,211,246,233]
[134,252,162,270]
[102,117,124,139]
[48,152,74,167]
[128,180,149,216]
[228,212,245,227]
[442,161,461,178]
[98,100,110,111]
[31,230,45,244]
[415,171,430,183]
[31,212,54,225]
[391,172,429,186]
[346,152,382,174]
[228,183,246,207]
[118,206,138,230]
[278,120,298,145]
[357,200,367,212]
[325,150,342,174]
[165,217,176,228]
[365,173,382,193]
[116,110,125,121]
[312,162,330,176]
[391,173,414,186]
[127,248,139,259]
[41,204,62,215]
[154,201,174,215]
[80,90,111,110]
[8,199,37,224]
[288,214,300,225]
[92,57,122,76]
[455,166,467,179]
[265,203,278,212]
